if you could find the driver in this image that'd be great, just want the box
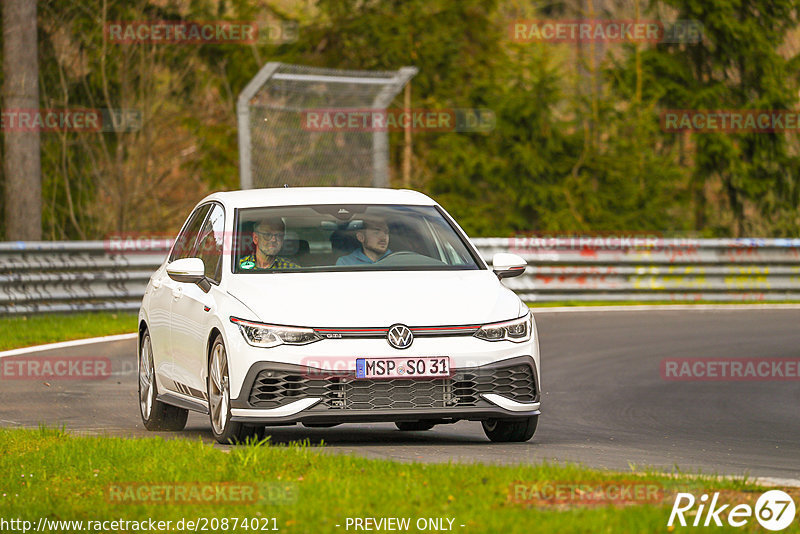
[239,217,300,270]
[336,216,392,265]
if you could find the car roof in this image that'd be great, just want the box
[199,187,437,209]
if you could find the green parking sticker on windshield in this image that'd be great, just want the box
[240,261,255,270]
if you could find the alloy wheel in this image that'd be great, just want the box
[139,335,155,420]
[209,342,230,435]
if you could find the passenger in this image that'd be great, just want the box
[239,217,300,270]
[336,216,392,265]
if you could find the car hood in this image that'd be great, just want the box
[225,270,523,327]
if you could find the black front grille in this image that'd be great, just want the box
[338,378,451,410]
[248,373,342,408]
[248,363,536,410]
[452,365,537,405]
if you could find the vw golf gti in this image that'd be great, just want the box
[138,187,541,443]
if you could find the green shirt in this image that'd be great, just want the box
[238,254,299,270]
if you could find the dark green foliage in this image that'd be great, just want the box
[1,0,799,238]
[623,0,800,236]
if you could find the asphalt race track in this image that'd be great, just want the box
[2,308,799,481]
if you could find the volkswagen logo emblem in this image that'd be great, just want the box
[387,324,413,349]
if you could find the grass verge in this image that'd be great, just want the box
[1,428,794,533]
[0,312,137,351]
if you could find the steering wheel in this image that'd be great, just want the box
[382,251,416,258]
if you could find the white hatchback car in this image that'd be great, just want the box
[138,187,540,443]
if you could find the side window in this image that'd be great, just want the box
[195,204,225,283]
[169,204,211,263]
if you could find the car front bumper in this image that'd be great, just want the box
[229,355,540,424]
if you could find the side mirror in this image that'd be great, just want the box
[492,252,527,279]
[166,257,206,284]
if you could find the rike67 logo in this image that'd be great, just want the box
[668,490,797,531]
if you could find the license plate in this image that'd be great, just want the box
[355,357,450,379]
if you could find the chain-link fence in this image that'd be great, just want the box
[237,63,417,189]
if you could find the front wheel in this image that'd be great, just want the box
[139,330,188,431]
[481,416,538,442]
[208,335,262,444]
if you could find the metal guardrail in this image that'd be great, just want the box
[483,237,800,302]
[0,241,166,315]
[2,238,800,314]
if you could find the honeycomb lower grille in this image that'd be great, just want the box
[453,365,537,405]
[248,363,536,410]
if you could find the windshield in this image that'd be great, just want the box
[232,204,481,273]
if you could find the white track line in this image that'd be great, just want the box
[0,332,137,358]
[755,477,800,488]
[0,419,22,425]
[530,304,800,313]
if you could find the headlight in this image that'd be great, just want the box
[230,317,322,348]
[474,312,532,343]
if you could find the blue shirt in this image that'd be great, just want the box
[336,248,392,266]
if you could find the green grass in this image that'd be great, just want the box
[1,428,793,533]
[0,312,137,351]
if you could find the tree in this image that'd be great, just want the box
[3,0,42,240]
[634,0,800,236]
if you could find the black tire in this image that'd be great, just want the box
[481,416,538,442]
[138,330,188,431]
[395,421,436,431]
[208,335,263,444]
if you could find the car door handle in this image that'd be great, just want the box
[172,287,183,299]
